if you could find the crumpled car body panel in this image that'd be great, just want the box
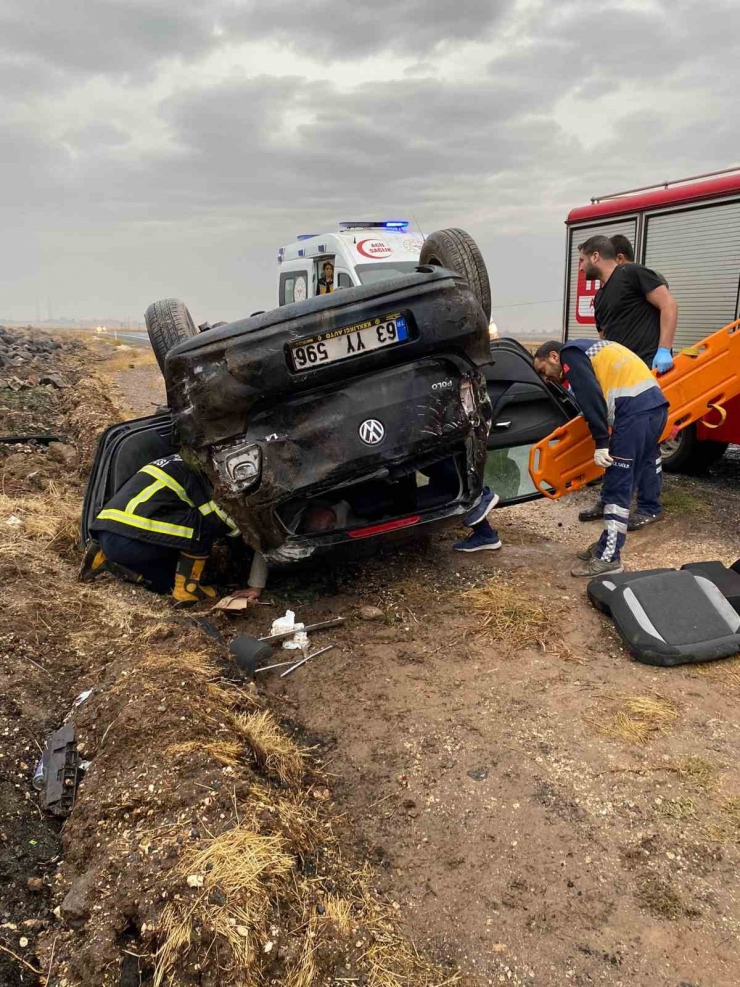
[165,268,493,559]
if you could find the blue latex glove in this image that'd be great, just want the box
[652,347,673,374]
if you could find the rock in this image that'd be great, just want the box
[39,374,68,389]
[21,918,47,929]
[60,869,97,924]
[26,877,44,891]
[467,767,489,781]
[359,605,384,622]
[47,442,78,467]
[186,874,204,888]
[208,887,227,906]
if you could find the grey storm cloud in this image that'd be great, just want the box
[0,0,737,324]
[0,0,223,79]
[225,0,515,58]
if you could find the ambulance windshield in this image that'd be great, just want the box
[355,262,420,285]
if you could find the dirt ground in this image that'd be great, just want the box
[3,339,740,986]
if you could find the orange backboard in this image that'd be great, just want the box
[529,319,740,500]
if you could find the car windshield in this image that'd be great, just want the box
[355,262,420,285]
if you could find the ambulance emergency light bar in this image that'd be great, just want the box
[338,221,409,230]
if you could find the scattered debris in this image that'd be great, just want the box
[259,616,345,644]
[214,594,255,611]
[32,722,80,816]
[229,634,274,676]
[39,374,68,389]
[280,644,335,678]
[359,605,384,621]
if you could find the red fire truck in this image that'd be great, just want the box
[562,166,740,473]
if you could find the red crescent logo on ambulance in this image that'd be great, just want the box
[357,238,393,259]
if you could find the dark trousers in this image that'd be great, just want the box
[98,530,180,594]
[597,407,667,563]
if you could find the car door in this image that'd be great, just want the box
[483,339,578,504]
[81,412,176,543]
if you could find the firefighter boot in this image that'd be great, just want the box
[78,541,108,582]
[173,554,219,605]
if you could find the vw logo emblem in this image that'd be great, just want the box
[358,418,385,445]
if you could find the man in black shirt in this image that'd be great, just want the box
[610,234,668,287]
[575,234,677,530]
[581,234,677,369]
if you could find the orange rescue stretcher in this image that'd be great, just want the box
[529,318,740,500]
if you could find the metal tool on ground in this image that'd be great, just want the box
[259,617,345,644]
[254,657,307,674]
[280,645,334,678]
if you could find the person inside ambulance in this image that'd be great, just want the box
[79,454,267,605]
[534,339,668,577]
[317,260,335,295]
[577,234,677,530]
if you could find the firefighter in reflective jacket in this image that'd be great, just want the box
[534,339,668,578]
[79,454,267,604]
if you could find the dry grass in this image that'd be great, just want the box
[595,694,680,747]
[655,796,696,820]
[233,710,306,786]
[465,581,549,653]
[706,797,740,844]
[671,755,717,790]
[691,655,740,689]
[166,739,245,768]
[154,827,295,987]
[0,487,80,548]
[636,875,684,919]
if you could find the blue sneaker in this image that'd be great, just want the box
[454,528,503,553]
[464,488,500,527]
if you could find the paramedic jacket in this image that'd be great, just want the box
[562,340,668,448]
[91,454,240,555]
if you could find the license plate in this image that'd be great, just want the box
[290,313,409,370]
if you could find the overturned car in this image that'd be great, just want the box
[82,229,578,565]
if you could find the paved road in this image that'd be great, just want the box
[110,332,152,348]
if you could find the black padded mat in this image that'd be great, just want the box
[587,569,674,615]
[681,561,740,615]
[609,570,740,667]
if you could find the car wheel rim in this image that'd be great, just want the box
[660,436,682,459]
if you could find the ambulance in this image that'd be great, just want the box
[277,220,500,338]
[276,221,426,306]
[562,166,740,472]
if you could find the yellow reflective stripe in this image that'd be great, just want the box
[199,500,240,536]
[97,508,194,539]
[139,464,195,507]
[124,478,166,514]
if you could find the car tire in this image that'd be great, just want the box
[145,298,198,373]
[419,228,492,319]
[661,423,728,474]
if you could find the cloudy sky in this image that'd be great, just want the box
[1,0,737,332]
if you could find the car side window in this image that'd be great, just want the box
[279,271,308,306]
[336,272,353,289]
